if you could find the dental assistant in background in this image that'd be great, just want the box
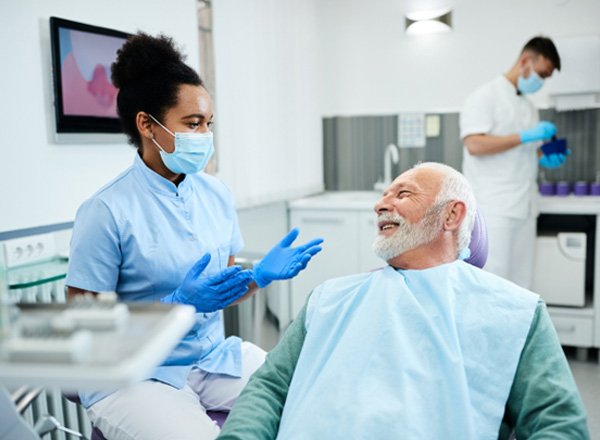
[460,36,566,289]
[66,33,322,440]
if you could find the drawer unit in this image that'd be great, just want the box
[547,310,594,347]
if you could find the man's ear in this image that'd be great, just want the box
[518,51,536,70]
[444,200,466,232]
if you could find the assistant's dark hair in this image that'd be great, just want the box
[521,36,561,71]
[111,33,203,147]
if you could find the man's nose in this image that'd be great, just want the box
[374,196,391,214]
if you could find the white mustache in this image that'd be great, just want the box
[375,212,407,225]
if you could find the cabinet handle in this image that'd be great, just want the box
[300,217,344,225]
[555,324,576,334]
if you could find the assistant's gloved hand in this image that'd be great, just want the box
[519,121,557,144]
[252,228,324,288]
[161,253,253,313]
[539,150,570,169]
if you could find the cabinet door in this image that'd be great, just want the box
[358,211,386,272]
[548,311,594,347]
[289,209,359,319]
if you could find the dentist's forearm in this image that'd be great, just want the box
[463,133,521,156]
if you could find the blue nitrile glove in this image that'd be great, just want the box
[539,150,570,169]
[252,228,324,288]
[161,253,253,313]
[519,121,557,144]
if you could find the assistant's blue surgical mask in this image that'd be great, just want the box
[149,114,214,175]
[517,68,544,95]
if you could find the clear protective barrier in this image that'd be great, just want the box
[0,265,9,339]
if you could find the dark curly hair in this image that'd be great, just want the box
[111,33,203,147]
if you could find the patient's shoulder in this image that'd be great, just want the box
[317,270,377,292]
[461,263,539,303]
[308,271,375,304]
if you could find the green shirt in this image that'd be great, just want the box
[218,300,589,439]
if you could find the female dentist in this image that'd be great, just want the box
[65,33,322,440]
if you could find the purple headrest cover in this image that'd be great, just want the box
[464,207,488,269]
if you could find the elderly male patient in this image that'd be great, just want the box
[218,162,588,439]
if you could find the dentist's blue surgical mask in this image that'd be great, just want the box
[149,114,214,175]
[517,68,544,95]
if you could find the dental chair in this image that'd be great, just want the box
[464,207,488,269]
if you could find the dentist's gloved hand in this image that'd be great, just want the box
[519,121,557,144]
[539,150,570,169]
[252,228,324,288]
[161,253,253,313]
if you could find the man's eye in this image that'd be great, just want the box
[397,191,410,198]
[188,122,200,129]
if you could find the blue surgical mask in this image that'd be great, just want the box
[517,69,544,94]
[149,114,214,175]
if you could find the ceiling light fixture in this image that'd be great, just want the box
[404,0,453,35]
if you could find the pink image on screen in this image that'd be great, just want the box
[61,30,124,117]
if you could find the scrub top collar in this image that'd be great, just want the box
[500,74,520,95]
[132,152,193,198]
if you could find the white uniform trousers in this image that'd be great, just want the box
[87,341,266,440]
[484,214,537,289]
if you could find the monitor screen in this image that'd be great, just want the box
[50,17,131,133]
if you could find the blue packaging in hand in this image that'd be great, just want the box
[540,136,567,155]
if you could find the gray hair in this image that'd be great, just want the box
[413,162,476,252]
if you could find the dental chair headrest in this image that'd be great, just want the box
[464,207,488,269]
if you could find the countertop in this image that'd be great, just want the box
[538,195,600,214]
[289,191,600,215]
[288,191,381,211]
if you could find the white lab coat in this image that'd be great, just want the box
[460,74,540,288]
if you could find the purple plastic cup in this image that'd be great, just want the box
[574,181,590,196]
[591,183,600,196]
[556,181,570,196]
[539,182,555,196]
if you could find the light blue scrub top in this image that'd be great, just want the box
[66,154,244,407]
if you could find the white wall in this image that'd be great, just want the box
[0,0,199,232]
[212,0,324,209]
[237,202,289,254]
[316,0,600,115]
[4,0,599,233]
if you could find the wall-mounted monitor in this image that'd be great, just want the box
[49,17,131,134]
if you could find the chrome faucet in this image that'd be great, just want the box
[374,143,400,191]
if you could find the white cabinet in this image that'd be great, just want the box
[537,195,600,349]
[289,209,359,317]
[288,192,383,318]
[358,211,386,272]
[548,309,594,348]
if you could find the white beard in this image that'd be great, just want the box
[372,207,444,262]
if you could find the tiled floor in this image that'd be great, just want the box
[255,315,600,437]
[568,349,600,438]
